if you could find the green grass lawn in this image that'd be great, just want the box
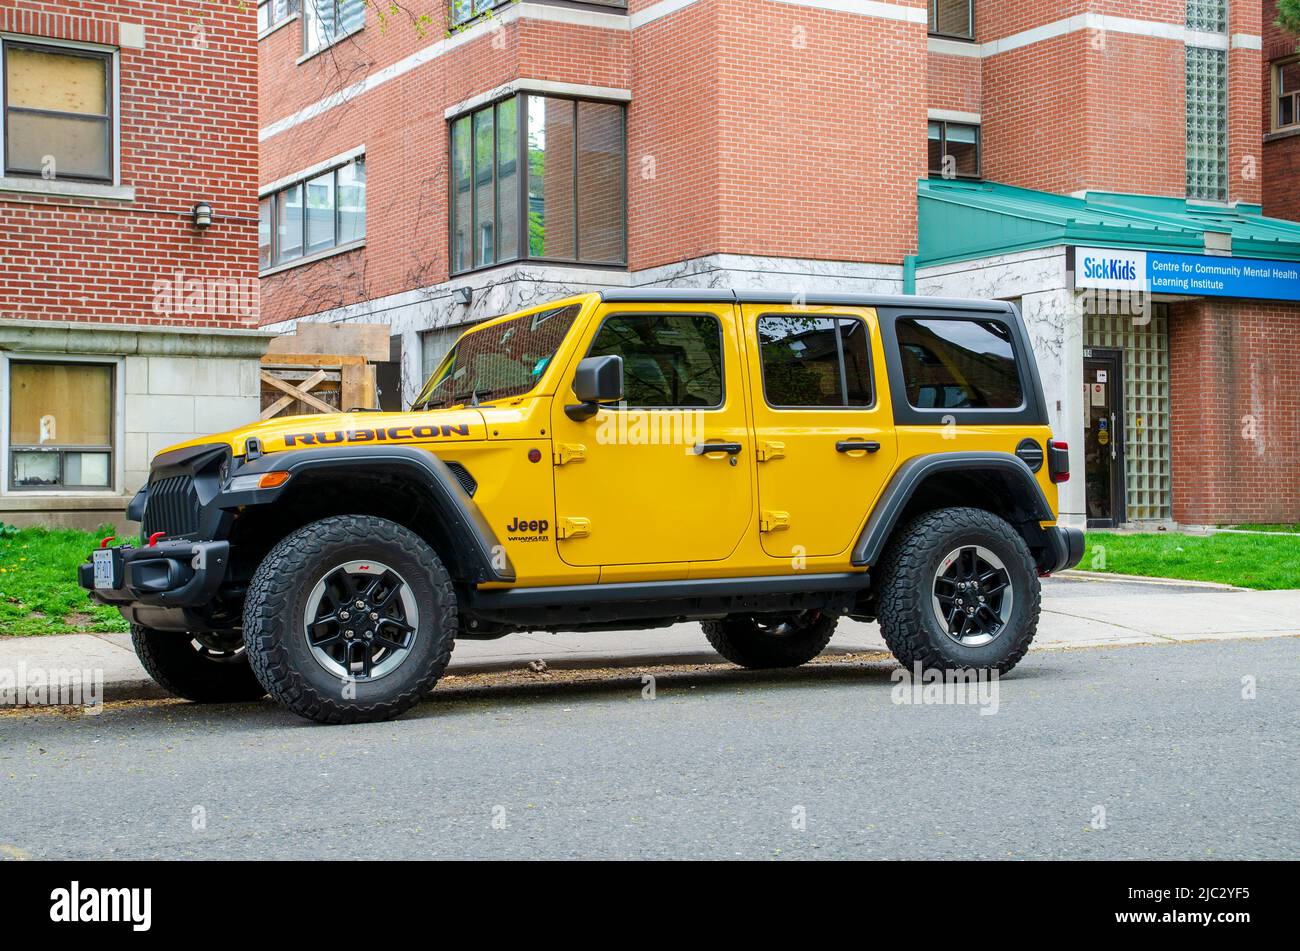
[1081,532,1300,590]
[0,526,130,636]
[1228,523,1300,534]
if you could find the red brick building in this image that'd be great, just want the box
[259,0,1300,529]
[0,0,266,528]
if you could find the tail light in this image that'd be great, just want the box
[1047,439,1070,483]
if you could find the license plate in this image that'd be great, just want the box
[92,549,115,590]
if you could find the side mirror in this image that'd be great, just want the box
[566,355,623,422]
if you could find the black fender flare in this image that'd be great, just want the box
[222,446,515,584]
[851,452,1056,568]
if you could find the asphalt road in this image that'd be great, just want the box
[1,637,1296,860]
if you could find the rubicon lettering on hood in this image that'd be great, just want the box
[284,424,472,447]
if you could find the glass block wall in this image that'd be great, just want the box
[1186,0,1228,34]
[1186,46,1229,201]
[1085,306,1173,522]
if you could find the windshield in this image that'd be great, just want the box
[413,303,582,410]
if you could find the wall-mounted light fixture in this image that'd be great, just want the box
[192,201,213,230]
[452,286,473,307]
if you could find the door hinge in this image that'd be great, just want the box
[557,517,591,540]
[553,443,587,466]
[756,440,786,463]
[759,511,790,533]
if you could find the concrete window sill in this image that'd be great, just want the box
[0,176,134,202]
[259,13,299,41]
[260,240,365,278]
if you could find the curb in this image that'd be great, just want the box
[1055,569,1252,592]
[82,645,881,702]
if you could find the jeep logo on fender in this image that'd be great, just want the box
[284,424,471,447]
[506,517,549,543]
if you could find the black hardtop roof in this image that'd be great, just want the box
[597,289,1017,313]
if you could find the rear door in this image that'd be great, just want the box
[549,302,754,567]
[741,304,898,559]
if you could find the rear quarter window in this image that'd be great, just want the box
[897,317,1023,410]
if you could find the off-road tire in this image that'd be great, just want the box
[243,515,456,724]
[876,506,1040,674]
[702,611,838,669]
[131,625,267,703]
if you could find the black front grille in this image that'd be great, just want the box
[142,475,201,538]
[446,462,477,496]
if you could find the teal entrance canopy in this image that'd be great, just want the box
[916,178,1300,268]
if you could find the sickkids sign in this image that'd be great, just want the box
[1073,246,1300,301]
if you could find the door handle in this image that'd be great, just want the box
[836,440,881,454]
[694,442,743,456]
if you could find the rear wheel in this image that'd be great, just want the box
[876,507,1040,674]
[242,515,457,724]
[702,611,837,669]
[131,625,267,703]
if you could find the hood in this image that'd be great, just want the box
[159,408,489,458]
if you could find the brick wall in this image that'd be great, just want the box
[1263,0,1300,221]
[0,1,259,328]
[259,8,632,325]
[1169,298,1300,524]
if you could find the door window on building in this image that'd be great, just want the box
[928,121,981,179]
[1084,306,1172,524]
[7,361,114,491]
[1083,350,1124,527]
[1,40,114,182]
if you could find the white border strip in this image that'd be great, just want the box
[444,80,631,119]
[926,14,1259,59]
[260,144,365,196]
[928,108,980,124]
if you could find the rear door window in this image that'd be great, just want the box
[758,315,873,408]
[896,317,1023,409]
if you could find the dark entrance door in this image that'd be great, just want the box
[1084,348,1124,527]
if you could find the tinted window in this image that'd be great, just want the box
[759,316,873,408]
[587,315,723,407]
[897,318,1023,409]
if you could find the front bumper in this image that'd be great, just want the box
[78,539,230,609]
[1040,526,1085,574]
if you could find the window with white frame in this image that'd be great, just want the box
[259,156,366,270]
[259,0,301,34]
[1,39,114,182]
[7,360,115,490]
[304,0,365,55]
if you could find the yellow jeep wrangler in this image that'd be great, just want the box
[81,291,1082,723]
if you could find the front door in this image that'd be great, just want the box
[549,304,755,567]
[741,304,898,559]
[1084,348,1125,527]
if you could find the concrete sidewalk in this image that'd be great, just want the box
[2,574,1296,703]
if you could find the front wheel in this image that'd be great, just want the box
[876,507,1040,675]
[702,611,838,669]
[242,515,457,724]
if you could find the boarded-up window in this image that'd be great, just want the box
[8,362,113,489]
[3,42,112,181]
